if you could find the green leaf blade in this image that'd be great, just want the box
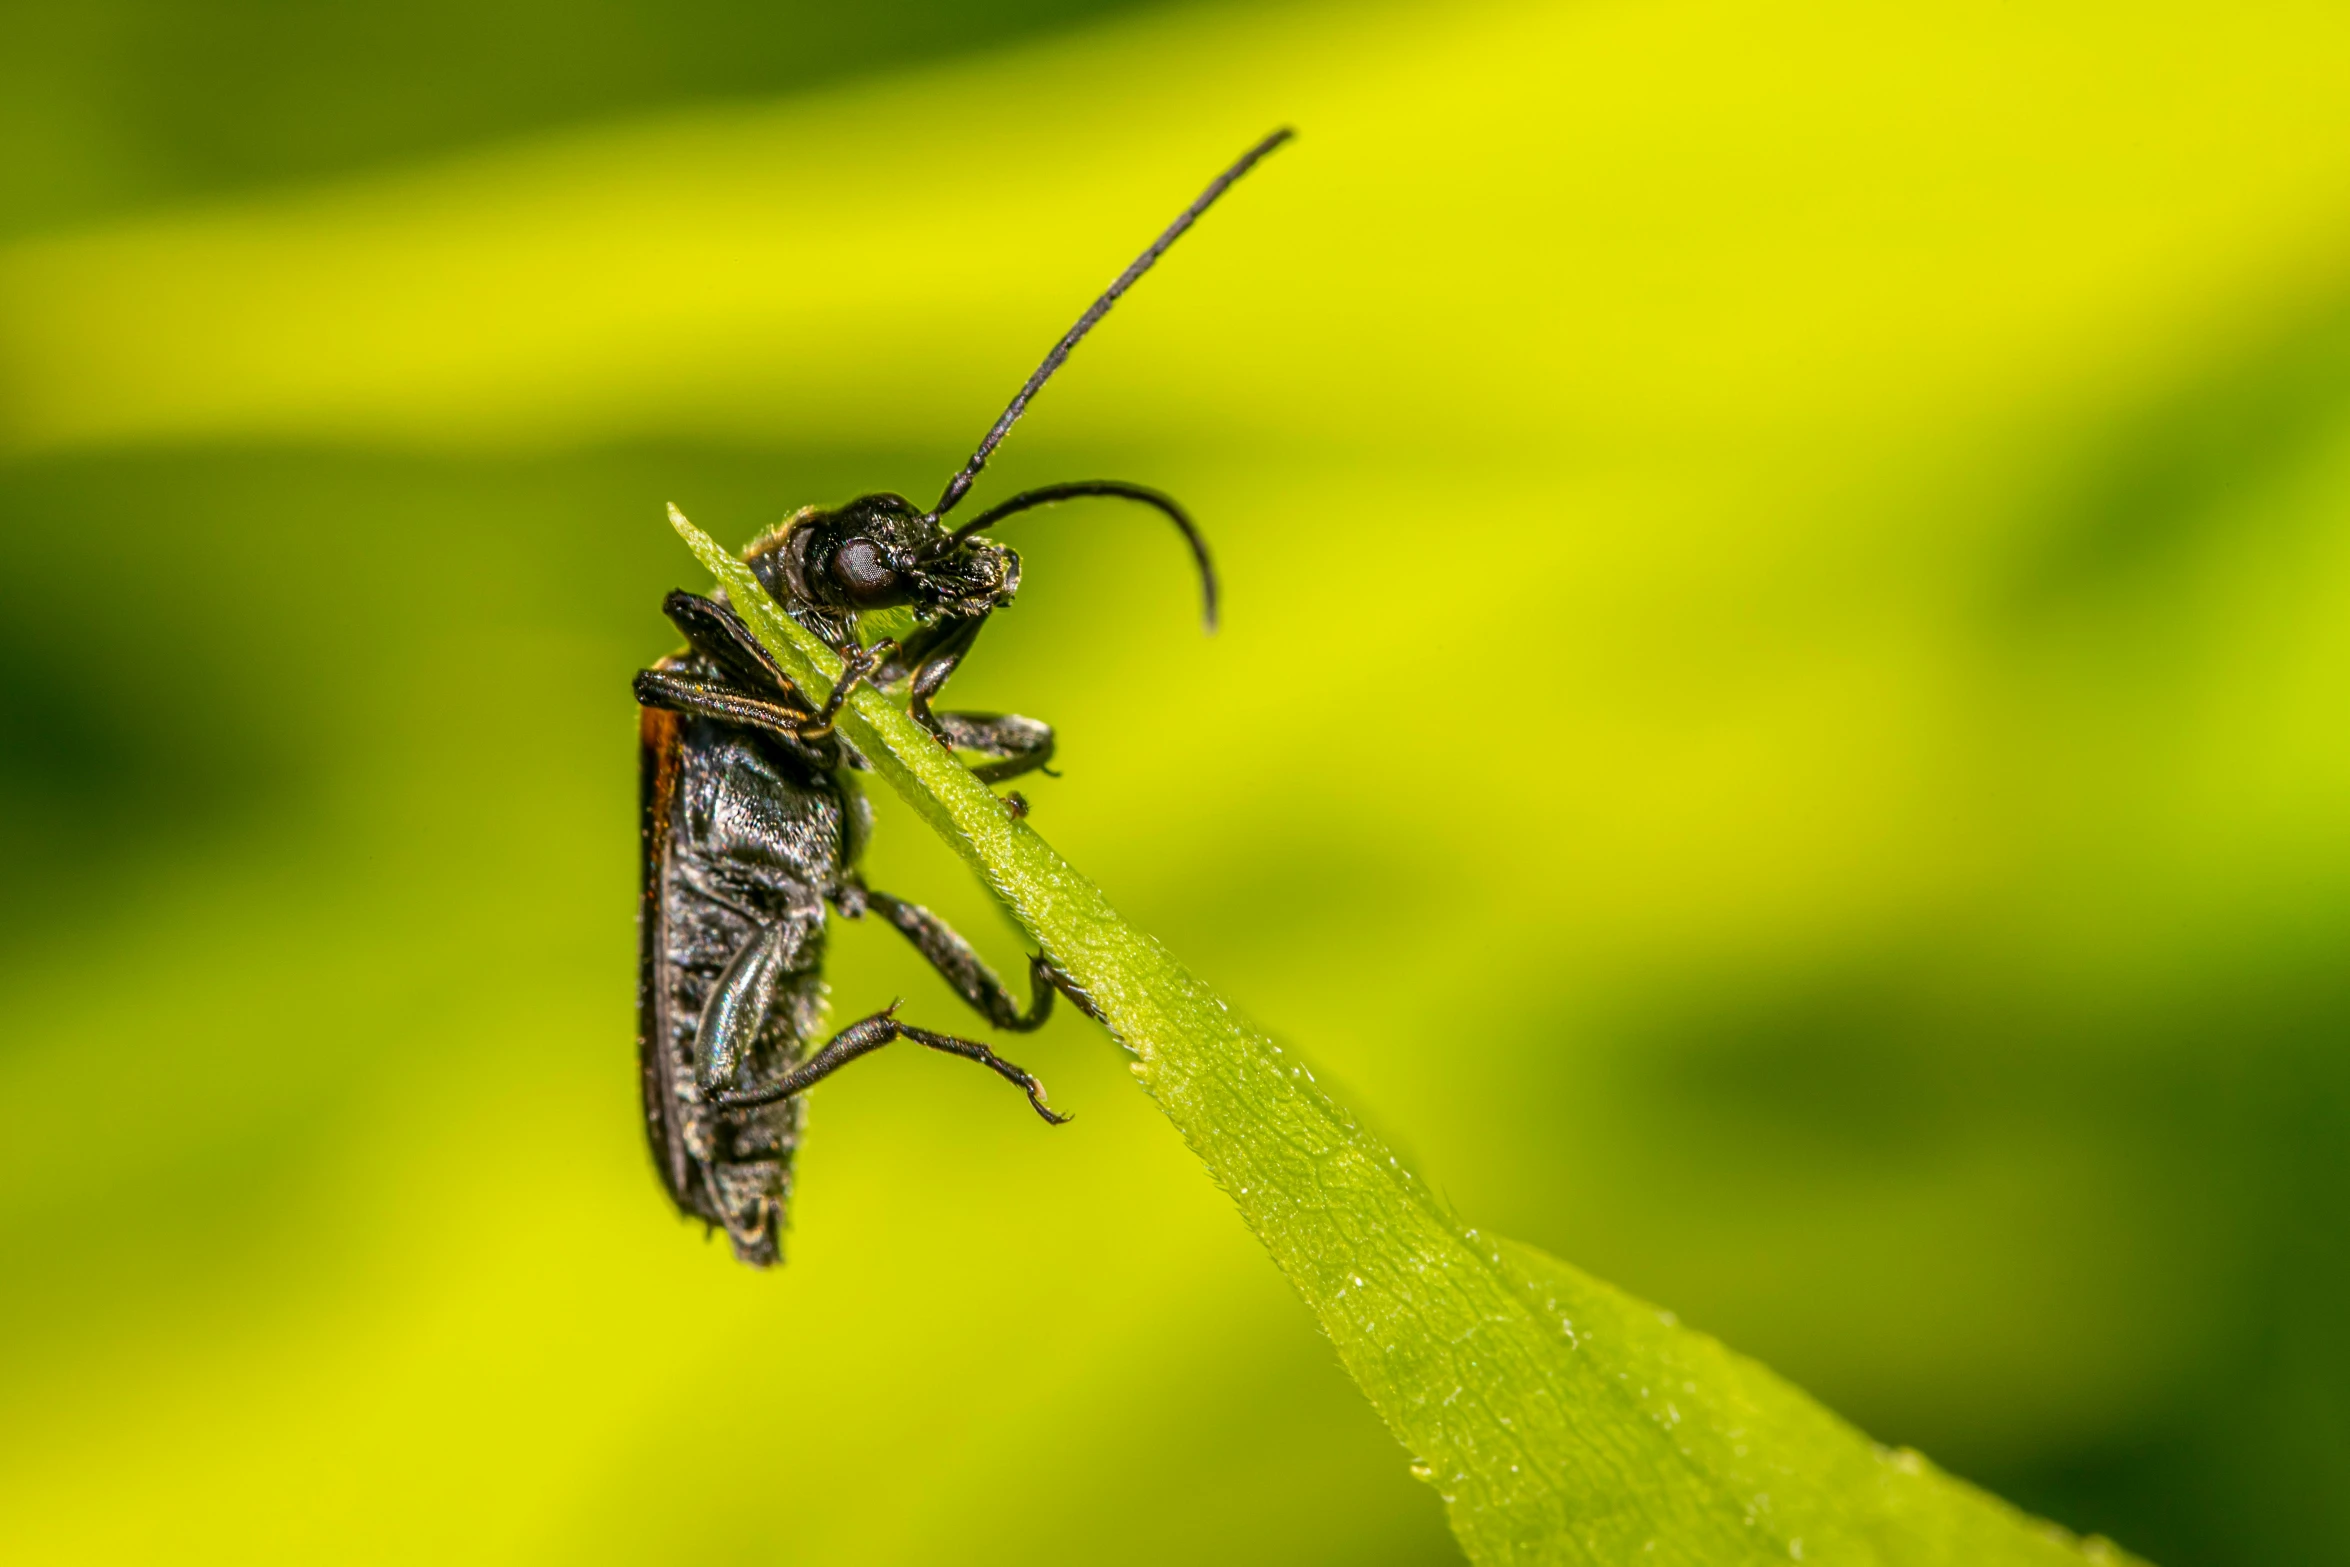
[666,505,2142,1567]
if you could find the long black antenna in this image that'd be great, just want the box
[928,127,1294,521]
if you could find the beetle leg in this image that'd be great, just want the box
[892,609,1057,783]
[878,612,971,695]
[660,591,808,704]
[692,919,795,1094]
[925,710,1057,785]
[634,668,818,741]
[887,1019,1068,1123]
[655,591,891,741]
[861,888,1056,1031]
[904,615,987,742]
[711,1004,1069,1125]
[797,638,896,740]
[777,607,1048,782]
[1034,956,1109,1025]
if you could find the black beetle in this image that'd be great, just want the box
[635,129,1290,1265]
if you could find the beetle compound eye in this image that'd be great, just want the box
[829,537,903,606]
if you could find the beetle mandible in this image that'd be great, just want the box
[635,129,1291,1265]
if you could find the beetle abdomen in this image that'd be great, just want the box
[640,689,847,1266]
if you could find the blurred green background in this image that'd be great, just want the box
[3,2,2348,1562]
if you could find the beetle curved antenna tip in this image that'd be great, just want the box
[927,480,1218,632]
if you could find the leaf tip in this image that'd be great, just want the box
[666,501,709,550]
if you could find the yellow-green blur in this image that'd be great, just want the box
[3,3,2347,1563]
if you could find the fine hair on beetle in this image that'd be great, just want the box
[635,129,1293,1264]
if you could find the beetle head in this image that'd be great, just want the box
[747,493,1020,628]
[733,129,1289,646]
